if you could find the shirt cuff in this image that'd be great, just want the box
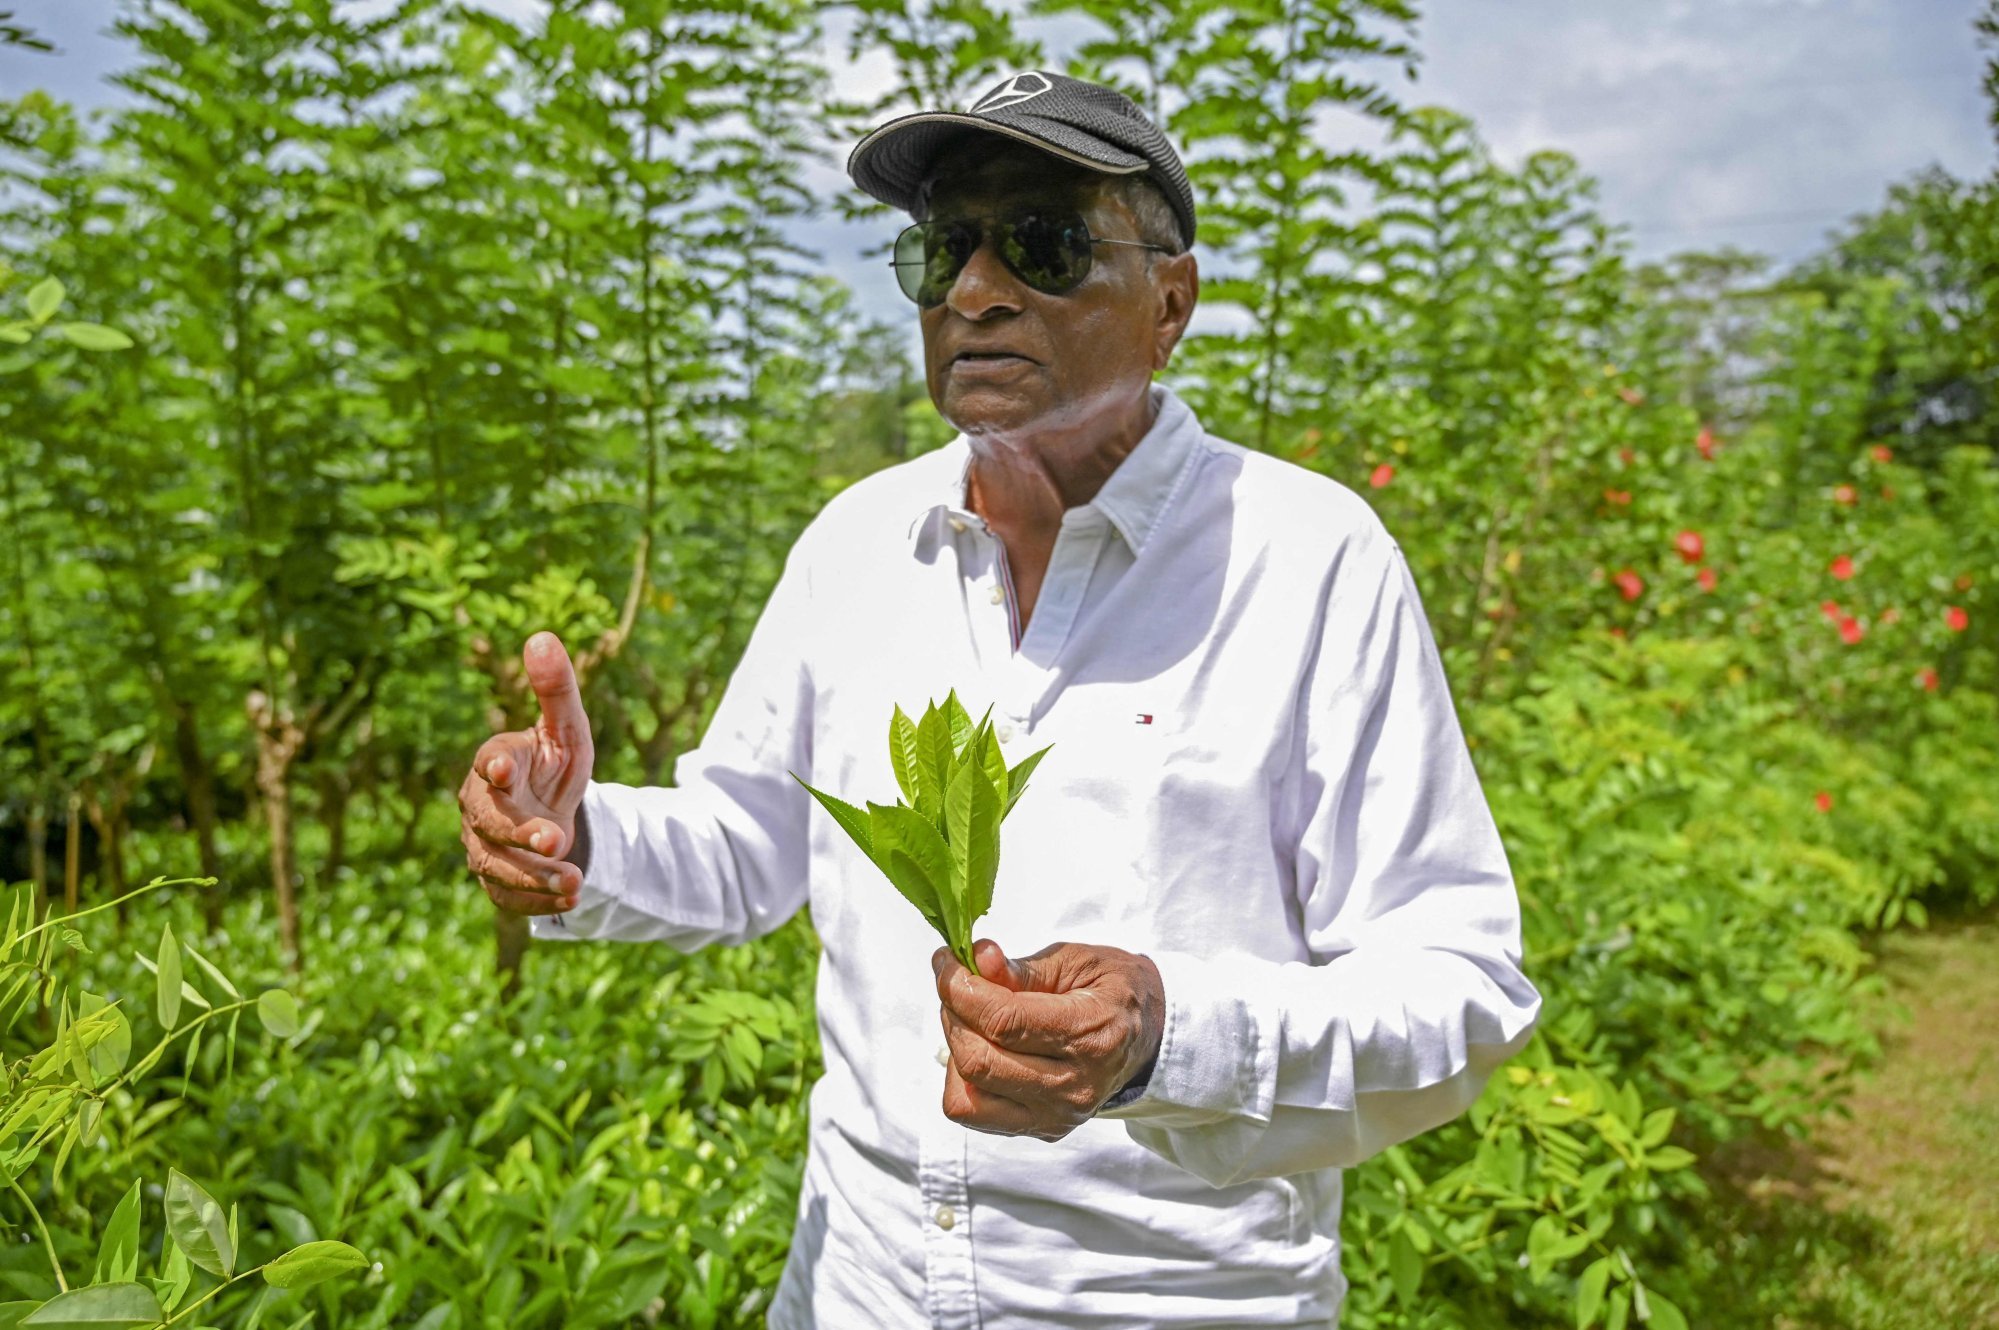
[1093,949,1278,1129]
[528,784,623,941]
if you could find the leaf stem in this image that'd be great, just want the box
[99,996,258,1100]
[7,1174,67,1292]
[163,1260,273,1325]
[13,876,213,950]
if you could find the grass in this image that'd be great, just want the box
[1696,909,1999,1329]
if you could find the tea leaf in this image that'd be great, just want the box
[913,705,953,827]
[942,690,972,754]
[889,706,923,807]
[867,802,953,940]
[791,774,873,860]
[946,757,1002,964]
[976,716,1008,807]
[1003,745,1052,820]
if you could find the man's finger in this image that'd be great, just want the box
[479,877,575,915]
[933,956,1091,1057]
[465,836,580,900]
[470,810,567,858]
[942,1007,1077,1103]
[524,631,590,747]
[940,1059,1044,1137]
[475,733,534,790]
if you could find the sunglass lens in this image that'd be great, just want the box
[893,220,980,307]
[1002,211,1092,294]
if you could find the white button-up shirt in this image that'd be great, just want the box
[532,383,1540,1328]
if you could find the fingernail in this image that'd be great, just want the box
[544,872,564,893]
[531,830,551,853]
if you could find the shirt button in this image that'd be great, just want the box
[935,1205,957,1231]
[989,585,1005,605]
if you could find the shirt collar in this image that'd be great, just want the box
[905,382,1202,555]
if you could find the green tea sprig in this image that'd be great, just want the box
[792,691,1051,969]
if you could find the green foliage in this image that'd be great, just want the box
[0,878,367,1321]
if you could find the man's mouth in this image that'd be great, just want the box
[954,351,1029,363]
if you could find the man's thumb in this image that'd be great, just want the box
[972,939,1031,993]
[523,631,589,743]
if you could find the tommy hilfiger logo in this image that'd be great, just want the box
[969,71,1053,115]
[1136,713,1154,725]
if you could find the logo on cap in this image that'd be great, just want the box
[969,71,1052,115]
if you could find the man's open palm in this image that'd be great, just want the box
[458,631,596,914]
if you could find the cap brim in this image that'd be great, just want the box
[848,113,1149,216]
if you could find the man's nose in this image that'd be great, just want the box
[944,232,1025,320]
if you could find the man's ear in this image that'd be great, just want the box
[1151,251,1199,371]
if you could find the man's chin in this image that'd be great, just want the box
[940,385,1047,438]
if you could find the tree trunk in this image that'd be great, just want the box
[171,703,225,931]
[62,791,81,917]
[27,800,48,921]
[495,912,530,1002]
[316,766,350,891]
[257,751,301,973]
[81,785,129,932]
[248,690,306,974]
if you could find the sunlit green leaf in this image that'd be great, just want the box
[165,1169,234,1277]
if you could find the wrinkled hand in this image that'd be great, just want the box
[457,631,595,915]
[933,939,1165,1142]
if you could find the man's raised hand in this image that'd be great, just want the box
[458,631,597,915]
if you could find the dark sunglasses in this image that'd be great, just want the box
[890,209,1172,308]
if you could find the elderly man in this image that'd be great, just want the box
[458,71,1539,1329]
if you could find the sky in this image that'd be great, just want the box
[3,0,1993,350]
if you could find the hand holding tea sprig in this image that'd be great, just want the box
[795,692,1166,1140]
[932,938,1164,1141]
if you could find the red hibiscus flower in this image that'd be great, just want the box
[1696,426,1718,461]
[1833,484,1857,506]
[1820,599,1843,621]
[1619,446,1637,466]
[1838,616,1864,645]
[1614,569,1644,602]
[1674,530,1704,564]
[1879,606,1900,625]
[1871,445,1893,463]
[1815,790,1833,813]
[1946,605,1969,632]
[1696,567,1718,592]
[1604,488,1632,507]
[1916,667,1939,692]
[1370,463,1394,489]
[1829,555,1855,581]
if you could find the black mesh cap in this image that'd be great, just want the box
[847,71,1197,250]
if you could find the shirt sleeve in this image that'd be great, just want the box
[527,529,819,951]
[1097,522,1541,1186]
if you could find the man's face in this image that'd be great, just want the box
[916,143,1196,443]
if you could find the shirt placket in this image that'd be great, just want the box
[917,1121,977,1329]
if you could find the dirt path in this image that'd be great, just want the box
[1711,913,1999,1328]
